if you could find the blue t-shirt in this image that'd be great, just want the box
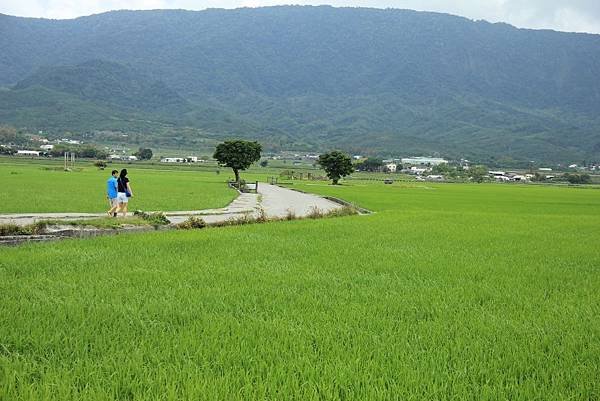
[107,177,118,199]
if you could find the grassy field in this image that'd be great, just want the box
[1,176,600,399]
[0,160,237,213]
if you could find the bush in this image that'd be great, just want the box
[0,221,47,236]
[133,210,170,226]
[563,173,591,184]
[176,216,206,230]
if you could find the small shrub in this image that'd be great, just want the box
[133,210,170,226]
[212,213,256,227]
[325,206,359,218]
[0,224,24,236]
[307,206,324,219]
[256,208,268,223]
[28,221,48,235]
[285,208,296,220]
[0,221,47,236]
[176,216,206,230]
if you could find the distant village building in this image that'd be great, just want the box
[17,150,40,156]
[40,144,54,151]
[110,154,137,161]
[161,157,185,163]
[489,171,506,177]
[539,168,553,172]
[409,166,428,175]
[401,157,448,166]
[160,156,201,163]
[59,139,81,145]
[385,163,397,173]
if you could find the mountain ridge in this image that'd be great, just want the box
[1,6,600,162]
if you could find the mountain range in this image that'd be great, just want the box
[1,6,600,163]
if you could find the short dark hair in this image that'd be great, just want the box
[111,170,118,175]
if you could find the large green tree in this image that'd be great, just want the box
[213,140,262,185]
[134,147,153,160]
[318,151,354,185]
[469,165,489,183]
[360,158,383,172]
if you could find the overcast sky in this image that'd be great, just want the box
[1,0,600,34]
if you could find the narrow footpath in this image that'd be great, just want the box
[0,183,343,227]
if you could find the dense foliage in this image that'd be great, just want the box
[134,147,153,160]
[356,158,384,172]
[213,140,262,183]
[562,173,592,184]
[1,7,600,162]
[318,151,354,184]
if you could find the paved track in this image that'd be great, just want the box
[0,183,343,226]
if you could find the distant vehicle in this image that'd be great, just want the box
[384,178,394,184]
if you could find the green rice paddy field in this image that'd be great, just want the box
[1,167,600,400]
[0,161,237,213]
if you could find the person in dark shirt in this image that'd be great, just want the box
[116,169,133,217]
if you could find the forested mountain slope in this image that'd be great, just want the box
[1,6,600,162]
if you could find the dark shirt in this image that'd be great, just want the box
[117,177,130,192]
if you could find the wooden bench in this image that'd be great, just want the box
[228,180,259,193]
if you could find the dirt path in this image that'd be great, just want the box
[0,183,343,226]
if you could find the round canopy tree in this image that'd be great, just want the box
[318,150,354,185]
[134,147,153,160]
[213,140,262,185]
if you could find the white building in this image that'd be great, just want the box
[161,156,202,163]
[385,163,397,173]
[17,150,40,156]
[401,157,448,166]
[409,166,428,175]
[489,171,506,177]
[161,157,185,163]
[40,144,54,151]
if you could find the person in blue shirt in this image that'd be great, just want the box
[106,170,119,217]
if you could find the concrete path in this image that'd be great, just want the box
[258,183,342,218]
[0,183,343,227]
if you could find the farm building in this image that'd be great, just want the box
[17,150,40,156]
[161,156,202,163]
[161,157,185,163]
[401,157,448,166]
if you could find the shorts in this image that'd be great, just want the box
[109,197,119,207]
[117,192,129,203]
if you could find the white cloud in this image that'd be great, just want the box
[1,0,599,33]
